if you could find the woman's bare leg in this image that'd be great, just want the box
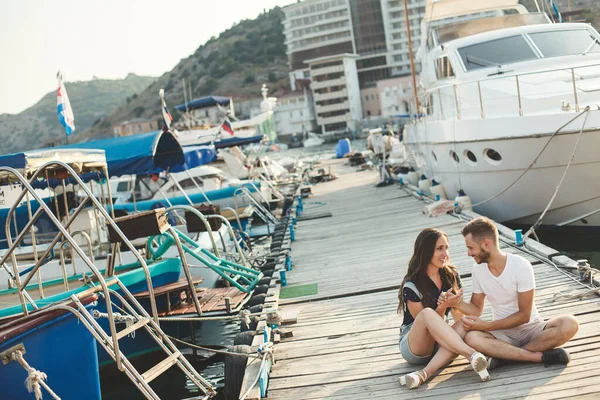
[421,320,466,378]
[407,308,475,360]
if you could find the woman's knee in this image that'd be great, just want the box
[464,331,485,348]
[416,307,438,322]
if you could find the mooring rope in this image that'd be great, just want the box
[524,107,592,239]
[238,342,274,400]
[471,107,592,208]
[10,350,61,400]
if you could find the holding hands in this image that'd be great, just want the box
[437,288,464,308]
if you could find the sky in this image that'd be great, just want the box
[0,0,296,115]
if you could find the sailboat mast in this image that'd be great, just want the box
[404,0,420,112]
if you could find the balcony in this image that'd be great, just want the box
[311,77,347,90]
[317,113,350,125]
[310,64,345,77]
[315,101,349,113]
[313,88,348,102]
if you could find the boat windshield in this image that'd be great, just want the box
[529,29,600,57]
[458,35,537,71]
[458,29,600,72]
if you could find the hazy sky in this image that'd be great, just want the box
[0,0,295,114]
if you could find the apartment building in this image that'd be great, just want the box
[274,86,318,136]
[283,0,427,90]
[308,53,362,135]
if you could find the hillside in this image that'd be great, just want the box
[80,7,290,142]
[0,74,156,154]
[0,74,155,152]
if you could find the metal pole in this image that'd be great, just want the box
[404,0,420,112]
[168,172,194,206]
[516,75,523,116]
[25,191,43,298]
[130,175,137,213]
[478,81,485,119]
[184,169,211,204]
[571,68,580,112]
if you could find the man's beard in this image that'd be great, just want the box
[476,249,491,264]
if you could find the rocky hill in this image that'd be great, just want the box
[79,7,290,142]
[0,74,155,152]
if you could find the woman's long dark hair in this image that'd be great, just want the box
[397,228,459,314]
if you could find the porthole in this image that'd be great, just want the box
[484,148,503,165]
[449,150,459,165]
[431,151,438,162]
[464,150,477,165]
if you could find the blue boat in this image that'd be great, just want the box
[0,149,216,399]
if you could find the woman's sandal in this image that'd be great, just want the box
[399,369,428,389]
[470,352,491,381]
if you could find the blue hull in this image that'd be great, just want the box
[112,182,259,213]
[0,303,101,400]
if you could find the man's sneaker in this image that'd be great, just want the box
[541,348,571,367]
[487,357,506,370]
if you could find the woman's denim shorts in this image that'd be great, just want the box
[399,323,436,365]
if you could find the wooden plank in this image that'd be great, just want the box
[259,161,600,400]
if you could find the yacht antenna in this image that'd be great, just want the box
[403,0,419,112]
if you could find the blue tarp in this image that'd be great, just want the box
[175,96,231,112]
[171,145,217,173]
[56,130,184,177]
[214,135,264,149]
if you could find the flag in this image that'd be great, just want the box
[159,89,173,131]
[221,118,234,136]
[57,72,75,136]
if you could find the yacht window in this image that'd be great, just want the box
[434,56,455,79]
[458,35,538,71]
[116,181,130,192]
[529,30,600,58]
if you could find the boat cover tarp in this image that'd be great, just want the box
[171,145,218,172]
[56,130,184,177]
[175,96,231,111]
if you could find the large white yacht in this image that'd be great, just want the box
[405,0,600,230]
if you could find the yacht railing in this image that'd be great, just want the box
[415,61,600,123]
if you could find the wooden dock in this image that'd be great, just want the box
[264,159,600,399]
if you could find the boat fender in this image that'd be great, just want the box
[430,179,447,200]
[418,175,431,194]
[261,269,275,278]
[407,168,419,185]
[454,189,473,211]
[233,331,257,346]
[224,345,253,400]
[246,304,263,314]
[253,285,270,295]
[241,316,260,332]
[258,277,272,286]
[248,293,267,307]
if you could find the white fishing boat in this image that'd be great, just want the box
[404,0,600,232]
[303,132,325,147]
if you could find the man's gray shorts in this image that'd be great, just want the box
[489,319,547,347]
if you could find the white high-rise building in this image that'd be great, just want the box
[283,0,427,91]
[307,53,362,135]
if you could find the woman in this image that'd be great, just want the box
[398,228,490,389]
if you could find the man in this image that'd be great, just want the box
[448,216,579,368]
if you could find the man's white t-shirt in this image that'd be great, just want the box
[472,253,540,322]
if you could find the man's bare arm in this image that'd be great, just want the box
[456,292,485,316]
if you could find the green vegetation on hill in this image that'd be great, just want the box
[80,7,290,141]
[0,73,155,153]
